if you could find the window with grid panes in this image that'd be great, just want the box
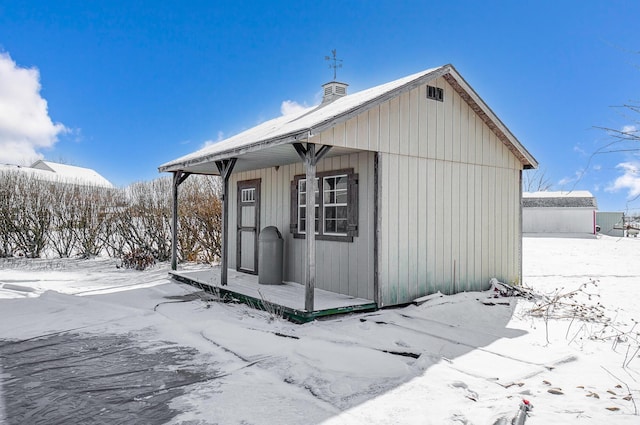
[290,169,358,242]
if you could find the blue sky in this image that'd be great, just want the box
[1,1,639,212]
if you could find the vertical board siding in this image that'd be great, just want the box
[459,98,469,164]
[417,160,428,297]
[409,88,420,157]
[444,83,453,162]
[451,161,461,292]
[388,153,400,305]
[434,160,444,287]
[407,156,419,301]
[376,76,523,306]
[436,82,446,161]
[358,113,369,151]
[426,159,437,294]
[442,161,453,293]
[418,85,429,158]
[379,152,389,304]
[397,154,410,300]
[426,87,437,159]
[334,122,346,147]
[346,118,358,150]
[389,97,400,155]
[368,107,380,152]
[377,161,521,305]
[399,92,410,156]
[379,102,390,153]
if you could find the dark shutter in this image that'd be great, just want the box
[290,179,298,233]
[347,172,359,237]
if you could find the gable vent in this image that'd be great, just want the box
[427,85,444,102]
[321,81,349,104]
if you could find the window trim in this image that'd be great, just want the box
[296,177,320,235]
[321,174,349,236]
[290,168,358,243]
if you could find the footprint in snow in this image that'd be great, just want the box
[450,413,471,424]
[451,381,479,402]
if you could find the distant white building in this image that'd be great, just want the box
[0,160,113,188]
[523,191,597,237]
[595,211,624,237]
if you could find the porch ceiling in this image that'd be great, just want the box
[177,143,361,176]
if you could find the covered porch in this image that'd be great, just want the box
[169,267,377,323]
[159,77,384,317]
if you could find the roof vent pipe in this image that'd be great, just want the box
[321,81,348,104]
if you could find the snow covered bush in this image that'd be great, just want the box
[0,171,19,257]
[0,171,52,257]
[178,175,223,264]
[0,171,223,263]
[116,178,173,262]
[48,183,119,258]
[102,175,223,264]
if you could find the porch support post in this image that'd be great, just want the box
[304,144,316,312]
[293,142,332,312]
[171,171,191,271]
[215,158,237,285]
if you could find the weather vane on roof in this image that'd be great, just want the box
[325,49,342,81]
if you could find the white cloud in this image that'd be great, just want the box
[557,177,573,186]
[573,144,586,155]
[607,161,640,198]
[558,169,585,187]
[201,131,225,148]
[622,124,638,135]
[280,100,309,116]
[200,101,310,149]
[0,52,67,165]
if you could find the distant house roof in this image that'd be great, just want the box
[523,191,597,208]
[0,160,113,188]
[159,64,538,175]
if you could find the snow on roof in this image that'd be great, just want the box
[159,64,537,173]
[0,161,114,188]
[523,191,594,198]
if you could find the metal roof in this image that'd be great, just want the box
[159,64,538,175]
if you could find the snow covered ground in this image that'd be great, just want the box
[0,236,639,424]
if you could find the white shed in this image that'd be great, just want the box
[160,64,538,313]
[523,191,597,237]
[596,211,624,237]
[0,160,114,188]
